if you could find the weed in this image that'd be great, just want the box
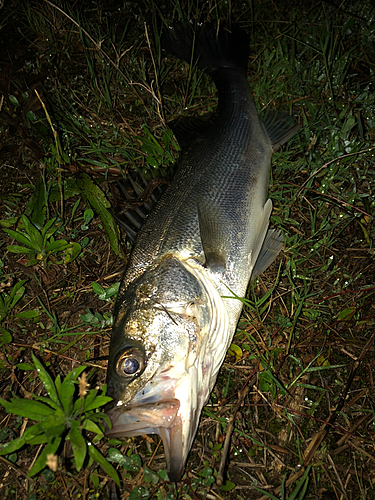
[0,353,119,485]
[0,279,40,345]
[3,215,81,268]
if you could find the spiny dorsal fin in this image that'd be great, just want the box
[169,116,209,150]
[113,173,167,244]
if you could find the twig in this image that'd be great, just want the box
[294,146,375,203]
[0,455,28,478]
[216,379,255,485]
[144,22,165,124]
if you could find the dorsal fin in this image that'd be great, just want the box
[113,173,168,244]
[169,116,210,150]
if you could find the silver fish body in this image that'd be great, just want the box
[106,23,299,481]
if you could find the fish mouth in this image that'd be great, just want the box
[106,398,188,481]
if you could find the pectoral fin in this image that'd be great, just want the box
[260,110,301,152]
[197,202,228,271]
[252,229,284,278]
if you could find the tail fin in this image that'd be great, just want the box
[161,23,249,75]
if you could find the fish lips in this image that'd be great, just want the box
[106,398,188,482]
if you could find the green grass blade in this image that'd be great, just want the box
[76,173,125,260]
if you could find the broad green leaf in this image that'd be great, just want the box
[88,412,112,429]
[227,343,242,362]
[64,242,81,263]
[103,282,119,299]
[83,208,94,224]
[92,282,105,296]
[338,307,356,322]
[0,218,18,227]
[9,94,20,106]
[21,214,37,235]
[6,245,34,254]
[31,353,60,406]
[22,216,44,250]
[199,466,213,478]
[90,469,100,488]
[55,375,62,401]
[43,422,66,439]
[220,480,236,491]
[163,129,173,149]
[81,419,104,438]
[0,435,26,455]
[28,437,61,477]
[25,177,48,227]
[64,365,87,382]
[88,443,120,487]
[16,362,35,371]
[81,388,98,410]
[84,396,112,412]
[107,449,140,471]
[59,379,75,413]
[146,155,159,168]
[0,423,45,455]
[3,228,33,247]
[16,310,40,319]
[9,279,27,301]
[41,217,58,238]
[10,289,25,309]
[32,395,61,411]
[27,434,49,445]
[67,423,87,471]
[22,423,45,441]
[73,397,84,414]
[0,327,12,345]
[0,397,55,420]
[143,466,159,485]
[47,240,70,253]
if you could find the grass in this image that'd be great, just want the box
[0,0,374,498]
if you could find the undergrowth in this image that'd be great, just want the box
[0,0,374,499]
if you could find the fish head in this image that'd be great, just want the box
[107,255,228,481]
[106,254,229,481]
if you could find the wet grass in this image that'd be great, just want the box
[0,0,374,499]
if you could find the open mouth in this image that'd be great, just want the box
[106,398,186,481]
[106,398,180,436]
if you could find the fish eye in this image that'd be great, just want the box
[116,348,145,378]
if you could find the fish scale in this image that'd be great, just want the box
[106,22,300,482]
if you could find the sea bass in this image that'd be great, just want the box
[106,23,299,481]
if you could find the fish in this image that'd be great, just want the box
[105,22,300,482]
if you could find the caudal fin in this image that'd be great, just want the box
[161,22,249,76]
